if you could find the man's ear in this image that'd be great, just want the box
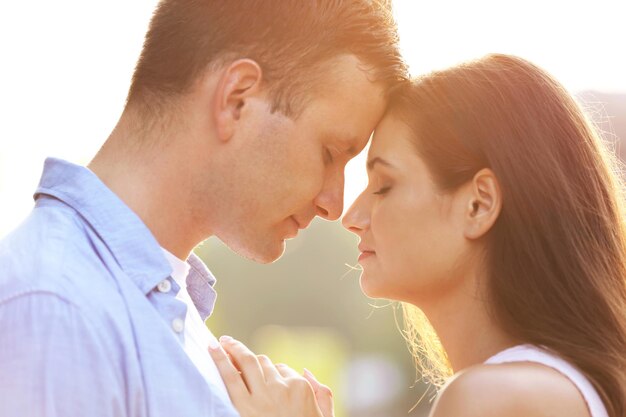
[212,59,263,142]
[463,168,502,240]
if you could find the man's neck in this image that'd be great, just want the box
[88,115,212,259]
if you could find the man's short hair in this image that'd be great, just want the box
[127,0,408,117]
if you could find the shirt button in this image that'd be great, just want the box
[157,279,172,293]
[172,318,184,333]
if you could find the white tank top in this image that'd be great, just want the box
[485,344,608,417]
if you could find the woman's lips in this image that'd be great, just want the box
[358,251,376,262]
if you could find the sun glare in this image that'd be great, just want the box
[0,0,625,236]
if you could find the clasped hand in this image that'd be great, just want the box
[209,336,334,417]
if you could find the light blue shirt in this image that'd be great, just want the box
[0,158,239,417]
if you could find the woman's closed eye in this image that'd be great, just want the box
[373,185,391,195]
[323,147,334,165]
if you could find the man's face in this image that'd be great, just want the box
[212,55,387,263]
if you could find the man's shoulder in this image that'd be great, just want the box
[0,204,119,310]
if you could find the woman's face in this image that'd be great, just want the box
[342,115,472,305]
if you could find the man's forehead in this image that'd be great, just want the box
[312,55,387,103]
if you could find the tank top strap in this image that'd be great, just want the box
[484,344,608,417]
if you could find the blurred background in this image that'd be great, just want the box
[1,1,625,416]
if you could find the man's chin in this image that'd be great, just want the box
[251,245,285,264]
[223,237,286,264]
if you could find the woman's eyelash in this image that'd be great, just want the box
[324,148,334,164]
[373,186,391,195]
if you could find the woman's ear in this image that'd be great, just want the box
[463,168,502,240]
[211,59,263,142]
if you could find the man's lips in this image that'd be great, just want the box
[285,217,300,238]
[291,216,315,231]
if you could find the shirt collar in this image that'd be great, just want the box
[161,248,218,320]
[161,247,191,288]
[34,158,218,317]
[186,253,218,320]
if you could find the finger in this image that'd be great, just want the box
[220,336,266,393]
[275,362,302,379]
[302,368,322,390]
[208,343,250,406]
[304,368,334,417]
[257,354,282,382]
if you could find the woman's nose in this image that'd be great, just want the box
[342,193,370,235]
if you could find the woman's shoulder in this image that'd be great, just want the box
[429,362,590,417]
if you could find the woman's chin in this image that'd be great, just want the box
[359,272,386,299]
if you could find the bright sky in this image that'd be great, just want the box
[1,0,625,237]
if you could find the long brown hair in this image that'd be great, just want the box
[389,54,626,416]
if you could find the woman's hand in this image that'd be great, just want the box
[209,336,334,417]
[302,368,334,417]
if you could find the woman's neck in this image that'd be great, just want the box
[419,271,519,372]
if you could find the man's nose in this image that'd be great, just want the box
[314,171,345,221]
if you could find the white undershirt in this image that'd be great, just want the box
[161,248,229,399]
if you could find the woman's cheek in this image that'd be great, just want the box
[371,201,397,249]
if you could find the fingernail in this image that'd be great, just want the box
[304,368,317,381]
[219,335,234,343]
[208,338,220,349]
